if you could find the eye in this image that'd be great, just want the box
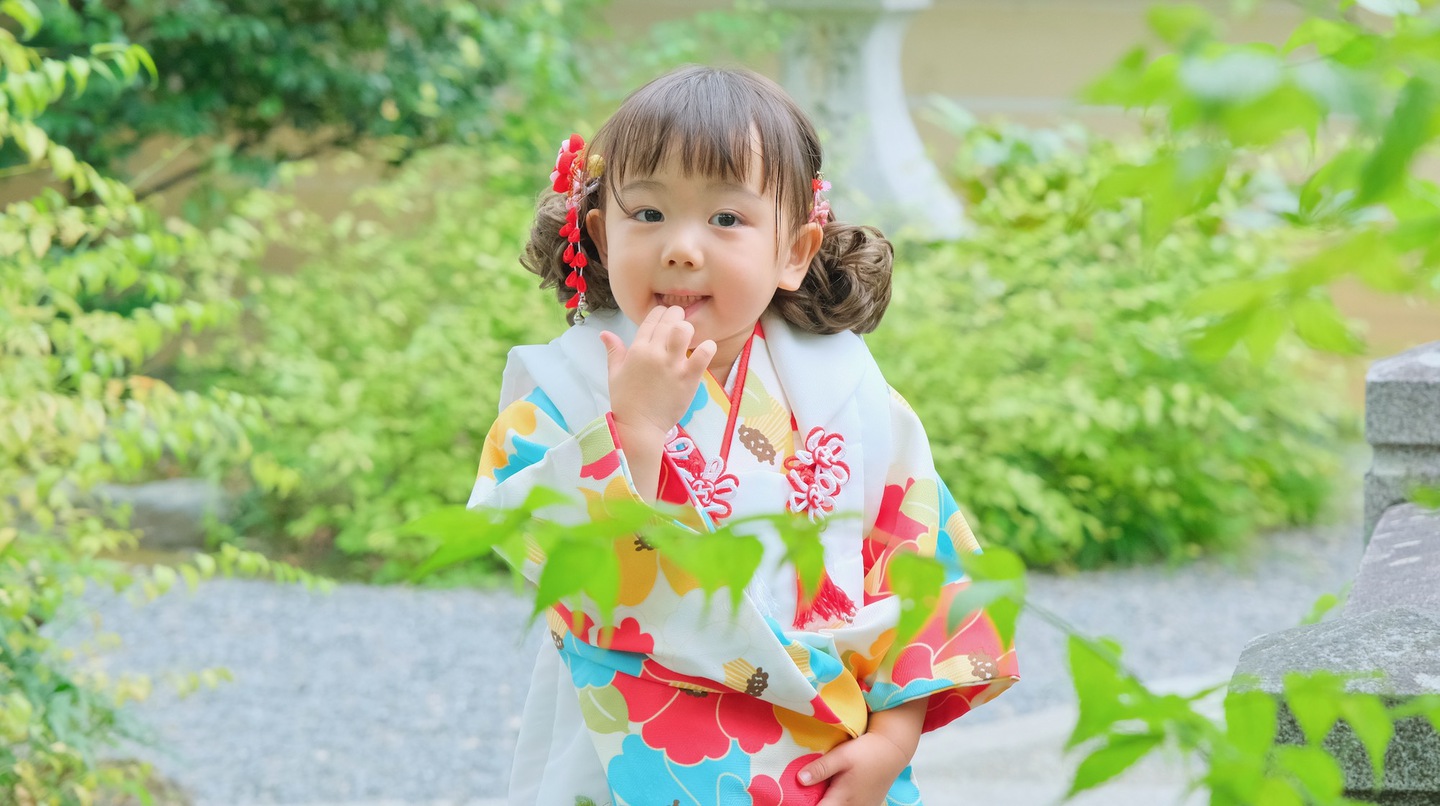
[633,208,663,223]
[710,212,740,228]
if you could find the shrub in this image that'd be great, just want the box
[179,146,565,580]
[869,119,1347,568]
[2,4,314,800]
[16,0,599,198]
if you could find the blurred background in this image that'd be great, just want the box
[4,0,1438,803]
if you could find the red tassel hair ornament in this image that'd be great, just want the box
[550,133,602,323]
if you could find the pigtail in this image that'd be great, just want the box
[772,221,893,335]
[520,184,616,323]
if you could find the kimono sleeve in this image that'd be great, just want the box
[838,389,1019,733]
[467,387,706,653]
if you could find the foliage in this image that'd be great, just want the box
[175,145,566,581]
[869,119,1345,568]
[13,0,599,199]
[1063,624,1440,805]
[1,2,321,802]
[1085,0,1440,358]
[409,488,1440,806]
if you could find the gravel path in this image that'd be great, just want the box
[60,515,1364,805]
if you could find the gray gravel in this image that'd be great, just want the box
[58,516,1365,805]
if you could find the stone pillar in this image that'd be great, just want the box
[1232,341,1440,804]
[1232,505,1440,804]
[1365,340,1440,541]
[773,0,968,240]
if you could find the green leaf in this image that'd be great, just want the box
[1275,745,1345,800]
[533,539,618,623]
[947,580,1023,649]
[1339,695,1394,788]
[1222,83,1324,146]
[1224,689,1278,758]
[886,552,945,649]
[1301,592,1341,625]
[1188,309,1254,362]
[1284,17,1360,56]
[1147,4,1217,47]
[773,513,827,599]
[1253,777,1305,806]
[1185,280,1265,317]
[67,56,91,97]
[1284,672,1344,745]
[1358,78,1434,205]
[1289,296,1364,355]
[401,506,502,581]
[1298,148,1366,223]
[1066,635,1126,749]
[1,0,41,39]
[1243,306,1289,364]
[948,548,1025,646]
[1413,485,1440,509]
[646,526,764,611]
[1067,732,1163,796]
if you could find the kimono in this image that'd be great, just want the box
[470,309,1018,806]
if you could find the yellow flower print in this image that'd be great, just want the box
[774,705,850,753]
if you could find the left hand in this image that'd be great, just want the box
[797,731,912,806]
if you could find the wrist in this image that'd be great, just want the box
[612,417,669,451]
[867,699,926,762]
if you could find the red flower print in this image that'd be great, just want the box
[746,752,826,805]
[611,662,784,764]
[594,617,656,654]
[580,449,620,481]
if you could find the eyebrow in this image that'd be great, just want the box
[617,178,763,199]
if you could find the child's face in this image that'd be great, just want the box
[586,148,821,375]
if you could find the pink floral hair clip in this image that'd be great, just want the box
[809,174,832,225]
[550,133,604,322]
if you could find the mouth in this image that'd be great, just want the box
[655,292,710,316]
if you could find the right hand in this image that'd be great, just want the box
[599,305,717,442]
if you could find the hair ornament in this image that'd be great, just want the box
[551,133,603,322]
[809,174,832,225]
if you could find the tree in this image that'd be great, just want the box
[11,0,595,200]
[1085,0,1439,361]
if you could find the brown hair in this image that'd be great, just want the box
[521,65,893,333]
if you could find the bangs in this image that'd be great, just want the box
[592,67,818,223]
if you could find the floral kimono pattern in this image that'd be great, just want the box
[472,310,1018,806]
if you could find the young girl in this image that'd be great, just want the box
[471,66,1018,806]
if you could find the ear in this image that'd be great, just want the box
[584,208,608,265]
[778,221,823,291]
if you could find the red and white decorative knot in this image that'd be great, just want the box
[785,427,850,519]
[808,175,832,225]
[689,458,740,521]
[665,429,738,522]
[551,133,603,319]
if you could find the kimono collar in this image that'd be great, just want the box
[509,308,874,433]
[557,307,634,401]
[758,310,875,429]
[570,309,875,426]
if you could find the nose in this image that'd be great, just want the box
[662,223,703,269]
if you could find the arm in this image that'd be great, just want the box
[797,699,926,804]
